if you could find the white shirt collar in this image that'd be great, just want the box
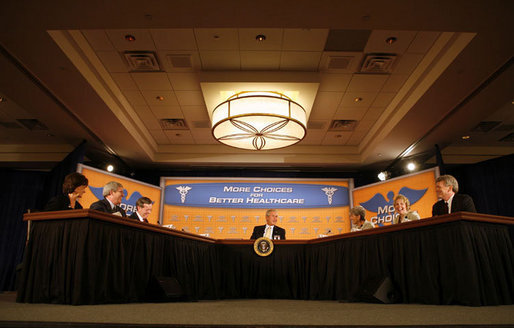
[106,198,116,210]
[447,193,455,213]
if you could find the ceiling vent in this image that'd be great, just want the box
[471,121,501,133]
[499,133,514,142]
[124,51,161,72]
[0,121,22,129]
[17,119,48,130]
[167,54,193,68]
[329,120,357,131]
[360,53,397,73]
[159,119,188,130]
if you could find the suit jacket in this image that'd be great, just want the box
[44,194,83,211]
[90,198,126,217]
[129,211,148,223]
[351,220,375,232]
[250,225,286,240]
[393,210,421,224]
[432,193,476,216]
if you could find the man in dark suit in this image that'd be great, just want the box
[432,174,476,216]
[129,197,152,223]
[90,181,127,217]
[250,209,286,240]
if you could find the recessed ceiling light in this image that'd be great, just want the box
[156,96,165,101]
[125,34,136,42]
[354,97,363,102]
[386,37,397,45]
[255,34,266,41]
[406,162,416,171]
[106,164,114,172]
[213,34,221,40]
[462,135,471,140]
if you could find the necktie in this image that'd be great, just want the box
[264,226,272,239]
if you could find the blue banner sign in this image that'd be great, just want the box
[164,183,349,208]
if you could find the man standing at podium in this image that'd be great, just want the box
[90,181,127,217]
[432,175,476,216]
[250,209,286,240]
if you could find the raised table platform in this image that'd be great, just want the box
[17,210,514,305]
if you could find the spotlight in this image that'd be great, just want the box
[378,171,389,181]
[106,164,114,172]
[406,162,416,171]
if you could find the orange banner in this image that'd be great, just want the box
[77,164,161,224]
[161,178,351,240]
[352,168,439,226]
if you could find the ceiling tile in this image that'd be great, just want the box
[347,74,388,93]
[355,119,374,132]
[151,29,198,50]
[322,131,352,145]
[164,130,195,144]
[240,51,281,70]
[280,52,322,71]
[182,105,211,122]
[382,74,409,92]
[167,73,200,91]
[124,90,147,107]
[319,73,352,92]
[82,30,114,51]
[309,92,343,119]
[175,91,205,106]
[149,106,183,119]
[133,106,161,130]
[299,130,325,145]
[194,28,239,50]
[282,29,329,51]
[141,90,179,106]
[407,31,440,54]
[340,92,377,108]
[149,129,170,144]
[190,128,217,144]
[364,30,417,54]
[347,131,366,145]
[372,92,396,107]
[105,29,156,51]
[111,73,138,90]
[130,72,172,90]
[200,51,241,70]
[324,29,371,52]
[394,53,423,75]
[96,51,127,73]
[238,28,283,50]
[362,107,385,121]
[333,107,367,120]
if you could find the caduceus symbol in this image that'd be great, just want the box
[176,186,192,203]
[321,187,338,205]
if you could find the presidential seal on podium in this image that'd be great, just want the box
[253,237,274,256]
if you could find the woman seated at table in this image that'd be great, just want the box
[393,194,420,224]
[350,205,375,232]
[44,172,89,211]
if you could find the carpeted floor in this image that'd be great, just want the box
[0,292,513,327]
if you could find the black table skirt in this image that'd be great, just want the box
[17,218,514,305]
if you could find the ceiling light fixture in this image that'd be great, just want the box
[106,164,114,172]
[378,171,389,181]
[406,162,416,171]
[354,97,363,102]
[156,96,164,101]
[256,34,266,41]
[211,91,307,150]
[124,34,136,42]
[462,135,470,140]
[385,37,397,44]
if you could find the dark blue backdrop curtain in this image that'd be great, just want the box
[0,141,86,291]
[448,154,514,217]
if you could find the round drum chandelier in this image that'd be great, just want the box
[211,91,307,150]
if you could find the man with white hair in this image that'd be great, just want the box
[90,181,127,217]
[432,175,476,216]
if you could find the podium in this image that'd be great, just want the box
[17,210,514,305]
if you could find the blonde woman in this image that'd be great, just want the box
[393,194,420,224]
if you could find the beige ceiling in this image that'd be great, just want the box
[0,0,512,171]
